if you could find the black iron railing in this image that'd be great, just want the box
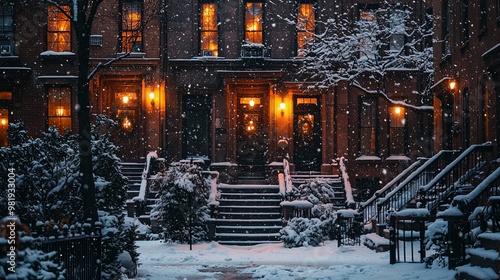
[419,143,494,214]
[360,158,427,225]
[34,223,102,280]
[376,150,459,226]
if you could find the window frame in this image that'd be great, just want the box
[47,86,72,132]
[120,0,143,53]
[441,0,451,58]
[0,3,14,56]
[461,0,469,44]
[297,2,315,57]
[388,8,407,53]
[358,4,379,59]
[47,5,71,52]
[358,97,378,156]
[389,106,407,156]
[244,1,264,44]
[199,2,218,56]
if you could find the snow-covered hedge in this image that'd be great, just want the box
[152,162,211,243]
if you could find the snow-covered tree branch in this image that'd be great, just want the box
[285,3,434,111]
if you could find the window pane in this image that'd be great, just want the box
[360,99,377,155]
[47,6,71,52]
[390,106,406,155]
[245,2,263,44]
[122,0,143,52]
[297,3,315,56]
[0,4,14,33]
[48,87,72,132]
[200,3,218,56]
[0,108,8,147]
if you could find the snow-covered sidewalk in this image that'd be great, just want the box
[134,240,456,280]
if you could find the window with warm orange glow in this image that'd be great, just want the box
[47,5,71,52]
[359,6,377,58]
[48,87,71,132]
[0,108,8,147]
[245,2,263,44]
[121,0,143,52]
[297,3,315,57]
[389,106,406,155]
[200,3,218,56]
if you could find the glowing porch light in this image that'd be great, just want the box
[122,95,129,104]
[394,106,402,115]
[0,118,7,126]
[448,80,457,91]
[249,98,255,107]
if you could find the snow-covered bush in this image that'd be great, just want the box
[0,233,65,280]
[0,118,138,280]
[281,218,327,248]
[290,179,338,219]
[424,219,448,268]
[152,162,211,243]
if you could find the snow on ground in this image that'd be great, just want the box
[134,239,456,280]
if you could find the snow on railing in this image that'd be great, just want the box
[133,151,158,202]
[360,158,427,224]
[207,171,220,206]
[283,159,293,198]
[339,157,355,208]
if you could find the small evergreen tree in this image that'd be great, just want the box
[153,162,211,243]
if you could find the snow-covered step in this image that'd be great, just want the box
[214,183,283,245]
[455,264,498,280]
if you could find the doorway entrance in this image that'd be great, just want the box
[293,96,322,171]
[182,95,211,159]
[237,95,267,166]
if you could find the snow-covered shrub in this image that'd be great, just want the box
[290,179,338,219]
[281,218,326,248]
[152,162,211,243]
[424,219,448,268]
[0,234,65,280]
[0,118,138,280]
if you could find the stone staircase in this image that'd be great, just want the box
[214,183,283,245]
[121,162,145,200]
[455,232,500,280]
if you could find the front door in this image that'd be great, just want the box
[293,96,322,171]
[237,95,267,165]
[109,82,143,161]
[182,95,211,159]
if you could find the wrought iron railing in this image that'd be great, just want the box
[360,158,427,225]
[419,143,494,214]
[376,150,459,226]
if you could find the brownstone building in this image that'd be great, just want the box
[432,0,500,156]
[0,0,437,195]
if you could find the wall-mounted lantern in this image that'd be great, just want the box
[448,79,457,91]
[149,91,155,108]
[279,99,286,116]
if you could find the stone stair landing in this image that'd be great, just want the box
[214,183,283,245]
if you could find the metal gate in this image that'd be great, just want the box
[389,211,428,264]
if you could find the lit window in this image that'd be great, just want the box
[245,2,263,44]
[200,3,218,56]
[0,109,7,147]
[121,0,143,52]
[0,92,12,147]
[359,98,377,155]
[389,106,406,155]
[47,5,71,52]
[0,3,14,55]
[297,3,315,57]
[48,87,72,132]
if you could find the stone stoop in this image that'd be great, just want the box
[121,162,146,200]
[214,184,283,246]
[455,232,500,280]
